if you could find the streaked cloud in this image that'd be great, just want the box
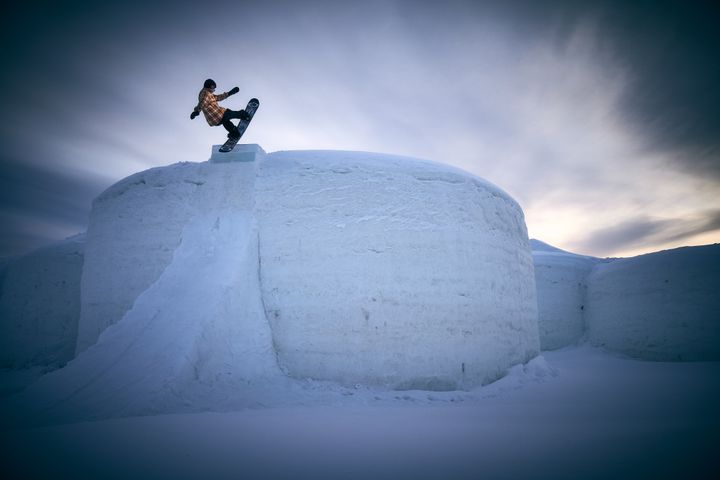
[572,209,720,257]
[1,0,719,258]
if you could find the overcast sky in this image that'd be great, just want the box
[1,0,718,258]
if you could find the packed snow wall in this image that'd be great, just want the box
[0,236,84,368]
[6,147,285,424]
[532,250,597,350]
[256,151,540,389]
[59,146,540,411]
[585,245,720,361]
[7,210,283,426]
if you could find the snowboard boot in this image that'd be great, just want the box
[239,110,251,122]
[227,127,241,140]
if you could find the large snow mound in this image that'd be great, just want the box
[586,244,720,360]
[256,151,539,389]
[2,148,540,424]
[0,235,84,368]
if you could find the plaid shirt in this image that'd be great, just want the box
[194,88,230,126]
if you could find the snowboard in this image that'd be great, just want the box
[219,97,260,153]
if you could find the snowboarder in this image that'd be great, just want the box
[190,79,250,139]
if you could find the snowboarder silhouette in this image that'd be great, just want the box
[190,79,250,139]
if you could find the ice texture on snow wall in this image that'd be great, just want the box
[256,151,540,389]
[586,245,720,361]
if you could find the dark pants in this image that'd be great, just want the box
[221,109,249,138]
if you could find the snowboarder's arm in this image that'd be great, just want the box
[190,102,201,120]
[213,92,230,102]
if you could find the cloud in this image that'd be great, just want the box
[592,0,720,179]
[573,210,720,256]
[1,0,719,258]
[0,157,107,256]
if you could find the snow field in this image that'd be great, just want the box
[3,346,719,480]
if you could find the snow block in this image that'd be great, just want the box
[0,236,84,368]
[256,151,540,389]
[532,250,597,350]
[586,244,720,361]
[210,144,266,163]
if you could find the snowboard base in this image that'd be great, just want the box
[219,98,260,153]
[219,136,240,153]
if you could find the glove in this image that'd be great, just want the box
[190,111,199,120]
[228,86,239,96]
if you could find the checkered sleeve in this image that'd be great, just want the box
[197,89,228,126]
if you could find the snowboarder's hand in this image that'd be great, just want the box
[228,87,240,96]
[190,111,199,120]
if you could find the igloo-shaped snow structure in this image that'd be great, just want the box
[255,151,539,388]
[69,147,538,402]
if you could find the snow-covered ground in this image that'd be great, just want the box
[2,345,718,480]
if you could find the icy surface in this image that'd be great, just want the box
[532,249,597,350]
[256,151,539,389]
[0,235,84,368]
[586,244,720,360]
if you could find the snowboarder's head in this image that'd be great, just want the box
[203,79,217,90]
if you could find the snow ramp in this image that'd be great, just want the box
[3,150,283,428]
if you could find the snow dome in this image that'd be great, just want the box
[255,150,539,389]
[73,147,539,395]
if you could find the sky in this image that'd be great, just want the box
[1,0,719,259]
